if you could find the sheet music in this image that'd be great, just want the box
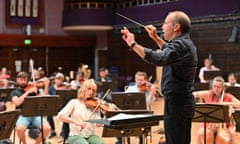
[108,113,153,121]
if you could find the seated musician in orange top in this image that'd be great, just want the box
[193,76,240,144]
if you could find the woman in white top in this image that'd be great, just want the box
[198,58,220,83]
[58,79,104,144]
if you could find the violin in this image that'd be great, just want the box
[85,97,118,113]
[24,81,45,91]
[138,83,151,92]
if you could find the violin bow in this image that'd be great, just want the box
[29,59,36,88]
[88,89,112,120]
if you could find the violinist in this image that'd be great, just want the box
[28,68,50,95]
[193,76,240,144]
[125,71,157,110]
[10,71,51,144]
[57,79,105,144]
[70,71,85,90]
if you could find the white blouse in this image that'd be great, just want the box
[58,99,101,138]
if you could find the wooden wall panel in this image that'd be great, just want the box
[0,34,96,77]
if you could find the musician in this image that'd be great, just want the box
[95,67,112,99]
[198,58,220,83]
[10,71,51,144]
[57,79,104,144]
[226,72,240,87]
[0,67,11,80]
[121,11,197,144]
[193,76,240,144]
[0,67,11,88]
[70,71,85,90]
[125,71,156,110]
[0,79,9,88]
[47,72,71,138]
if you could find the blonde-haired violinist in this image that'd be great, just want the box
[58,79,108,144]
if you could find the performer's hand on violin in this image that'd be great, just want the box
[26,86,38,94]
[41,77,50,87]
[121,27,136,47]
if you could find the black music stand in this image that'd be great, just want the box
[22,95,60,144]
[102,110,153,138]
[226,86,240,100]
[88,113,163,144]
[0,110,20,142]
[104,92,149,144]
[192,103,230,144]
[203,70,222,81]
[0,88,15,102]
[56,89,77,110]
[233,110,240,132]
[194,82,210,91]
[111,92,146,110]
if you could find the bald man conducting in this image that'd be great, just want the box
[121,11,198,144]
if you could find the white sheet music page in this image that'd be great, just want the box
[108,113,153,121]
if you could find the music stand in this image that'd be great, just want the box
[225,86,240,100]
[0,88,15,102]
[203,70,222,81]
[192,103,230,144]
[56,89,77,110]
[102,110,153,137]
[88,113,163,144]
[233,110,240,132]
[104,92,149,144]
[22,95,60,144]
[194,82,210,91]
[0,110,20,141]
[111,92,146,110]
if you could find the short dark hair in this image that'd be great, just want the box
[17,72,28,78]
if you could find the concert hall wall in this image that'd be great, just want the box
[106,19,240,83]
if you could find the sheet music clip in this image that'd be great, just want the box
[192,103,230,144]
[0,110,20,142]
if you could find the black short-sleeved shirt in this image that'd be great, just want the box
[10,88,36,110]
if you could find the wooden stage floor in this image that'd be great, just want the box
[7,97,240,144]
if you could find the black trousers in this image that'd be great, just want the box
[164,95,195,144]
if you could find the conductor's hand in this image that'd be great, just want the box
[120,27,135,47]
[145,25,159,40]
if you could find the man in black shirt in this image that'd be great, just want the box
[121,11,198,144]
[10,72,51,144]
